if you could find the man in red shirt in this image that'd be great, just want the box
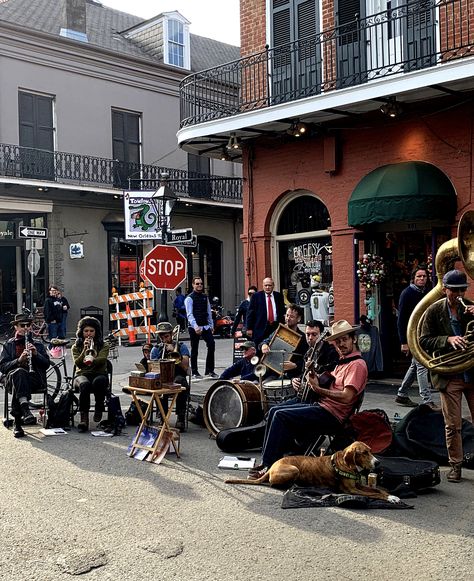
[249,320,368,479]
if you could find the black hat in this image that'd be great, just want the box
[442,269,468,289]
[14,313,33,325]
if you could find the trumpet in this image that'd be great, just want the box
[84,338,97,366]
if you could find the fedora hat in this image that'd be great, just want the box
[324,319,359,342]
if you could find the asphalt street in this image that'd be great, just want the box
[0,337,472,580]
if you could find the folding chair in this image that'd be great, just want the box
[71,359,114,427]
[2,372,48,429]
[304,391,365,457]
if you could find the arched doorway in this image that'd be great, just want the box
[271,192,332,321]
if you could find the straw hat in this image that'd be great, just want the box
[324,319,359,342]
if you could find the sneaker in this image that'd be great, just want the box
[247,466,268,481]
[395,396,418,407]
[192,373,203,380]
[424,402,441,412]
[206,372,219,379]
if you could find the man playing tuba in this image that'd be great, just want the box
[419,269,474,483]
[150,322,190,432]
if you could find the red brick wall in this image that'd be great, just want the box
[240,0,266,56]
[241,104,474,321]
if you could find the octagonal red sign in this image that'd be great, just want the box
[141,245,187,290]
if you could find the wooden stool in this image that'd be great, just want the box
[127,384,184,462]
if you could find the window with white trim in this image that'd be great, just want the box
[168,19,185,68]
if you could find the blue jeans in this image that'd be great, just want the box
[397,356,432,403]
[261,402,341,467]
[47,322,60,340]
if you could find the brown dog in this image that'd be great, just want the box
[225,441,400,503]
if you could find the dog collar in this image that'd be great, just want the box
[330,454,360,481]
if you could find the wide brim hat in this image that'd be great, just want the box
[442,269,469,289]
[156,322,173,334]
[325,319,359,342]
[14,313,33,324]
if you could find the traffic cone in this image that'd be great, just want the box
[126,304,137,346]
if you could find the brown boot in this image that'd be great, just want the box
[447,463,462,482]
[78,412,89,433]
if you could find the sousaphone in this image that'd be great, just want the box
[407,210,474,374]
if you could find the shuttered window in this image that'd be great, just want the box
[18,91,54,151]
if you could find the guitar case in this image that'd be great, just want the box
[216,420,266,452]
[375,456,440,493]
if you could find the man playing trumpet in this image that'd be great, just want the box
[150,322,190,432]
[420,269,474,483]
[0,313,51,437]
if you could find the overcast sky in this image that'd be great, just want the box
[101,0,241,46]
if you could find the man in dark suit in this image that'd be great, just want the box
[246,277,285,350]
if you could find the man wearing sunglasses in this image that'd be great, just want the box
[0,314,51,437]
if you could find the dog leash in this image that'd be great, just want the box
[330,454,360,481]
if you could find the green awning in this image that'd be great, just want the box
[348,161,457,227]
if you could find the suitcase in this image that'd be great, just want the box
[375,456,440,493]
[216,420,265,452]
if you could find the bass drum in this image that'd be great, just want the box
[203,380,264,436]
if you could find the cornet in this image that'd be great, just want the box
[84,339,97,366]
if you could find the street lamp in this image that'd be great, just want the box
[151,172,178,322]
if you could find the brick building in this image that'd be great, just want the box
[178,0,474,373]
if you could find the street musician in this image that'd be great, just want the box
[248,320,367,480]
[0,313,51,438]
[150,321,190,432]
[419,269,474,483]
[260,304,308,379]
[290,320,339,404]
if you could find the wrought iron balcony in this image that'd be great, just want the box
[180,0,474,127]
[0,142,242,203]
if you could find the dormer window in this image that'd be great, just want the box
[164,15,190,70]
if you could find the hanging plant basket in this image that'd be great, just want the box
[357,253,385,290]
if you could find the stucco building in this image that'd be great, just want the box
[0,0,242,332]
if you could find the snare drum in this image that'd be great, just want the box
[203,380,264,436]
[262,378,294,407]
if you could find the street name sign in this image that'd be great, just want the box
[18,226,48,239]
[166,228,193,244]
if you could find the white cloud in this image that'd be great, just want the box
[101,0,240,46]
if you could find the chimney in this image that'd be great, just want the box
[60,0,88,43]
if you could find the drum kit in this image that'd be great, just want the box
[203,323,300,436]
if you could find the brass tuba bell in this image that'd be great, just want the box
[407,210,474,374]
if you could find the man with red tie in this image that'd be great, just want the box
[246,277,286,352]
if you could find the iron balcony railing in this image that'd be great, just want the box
[180,0,473,127]
[0,143,242,203]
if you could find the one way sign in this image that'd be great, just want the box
[18,226,48,239]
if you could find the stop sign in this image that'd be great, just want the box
[141,245,187,290]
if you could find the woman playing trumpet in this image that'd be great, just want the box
[72,316,109,432]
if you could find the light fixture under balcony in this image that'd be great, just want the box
[226,132,241,150]
[219,148,231,161]
[287,120,308,137]
[380,97,402,118]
